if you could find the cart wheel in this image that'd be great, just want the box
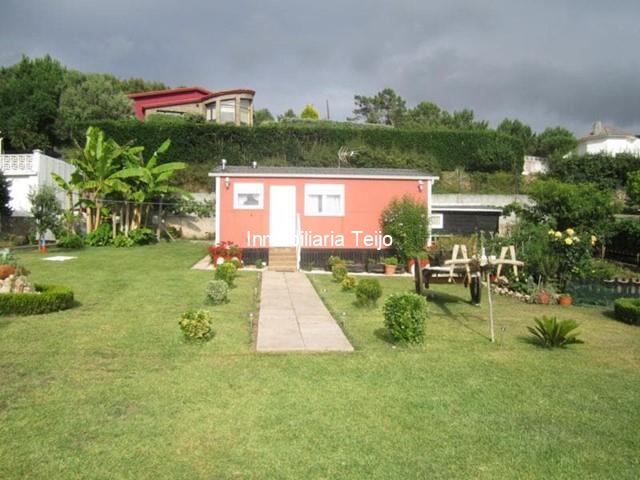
[470,275,481,304]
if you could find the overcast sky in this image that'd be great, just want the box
[2,0,639,135]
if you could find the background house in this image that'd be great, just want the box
[129,86,255,126]
[210,165,437,271]
[573,121,640,156]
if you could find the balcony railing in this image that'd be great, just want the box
[0,154,35,174]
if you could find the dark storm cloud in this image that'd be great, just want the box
[2,0,639,134]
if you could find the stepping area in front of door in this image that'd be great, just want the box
[257,271,353,352]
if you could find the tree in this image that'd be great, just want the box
[534,127,577,157]
[56,73,133,141]
[626,171,640,208]
[442,109,488,130]
[253,108,275,125]
[0,172,12,220]
[380,196,429,261]
[352,88,407,126]
[277,109,297,121]
[0,55,66,150]
[402,101,444,127]
[118,77,168,94]
[497,118,536,154]
[28,186,63,241]
[300,104,320,120]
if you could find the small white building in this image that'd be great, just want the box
[574,121,640,157]
[0,150,73,216]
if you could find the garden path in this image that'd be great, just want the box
[257,271,353,352]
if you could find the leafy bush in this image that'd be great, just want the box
[582,259,620,280]
[85,223,113,246]
[549,152,640,191]
[57,233,85,249]
[355,278,382,307]
[607,219,640,253]
[0,284,74,315]
[215,262,237,287]
[548,228,592,292]
[113,234,134,248]
[206,280,229,304]
[341,275,357,291]
[332,264,348,282]
[383,292,428,344]
[527,316,583,348]
[381,196,429,261]
[178,309,214,341]
[128,227,156,245]
[255,259,264,269]
[384,256,398,265]
[613,298,640,326]
[230,258,242,269]
[328,255,344,268]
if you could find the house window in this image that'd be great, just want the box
[234,183,263,209]
[220,99,236,124]
[206,102,217,121]
[304,184,344,216]
[239,98,251,125]
[430,213,444,229]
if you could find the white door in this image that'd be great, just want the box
[269,186,296,246]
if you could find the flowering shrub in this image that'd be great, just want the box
[380,196,429,262]
[179,309,214,341]
[208,241,242,265]
[548,228,592,292]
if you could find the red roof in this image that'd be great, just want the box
[127,86,213,99]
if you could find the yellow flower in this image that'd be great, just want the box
[574,236,580,242]
[566,228,575,236]
[548,229,555,236]
[555,231,563,239]
[564,237,573,245]
[591,235,597,246]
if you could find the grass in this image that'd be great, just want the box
[0,244,638,479]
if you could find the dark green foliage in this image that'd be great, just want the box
[0,284,74,315]
[381,196,429,261]
[355,278,382,307]
[383,292,428,344]
[497,118,536,154]
[253,108,275,125]
[215,262,237,287]
[527,316,583,348]
[549,153,640,191]
[178,309,214,341]
[0,172,13,218]
[85,223,113,246]
[607,219,640,253]
[87,120,524,185]
[28,186,63,238]
[625,170,640,207]
[613,298,640,325]
[255,259,264,269]
[128,228,157,245]
[206,280,229,304]
[113,234,135,248]
[352,88,407,126]
[533,127,577,158]
[56,233,84,249]
[332,264,348,282]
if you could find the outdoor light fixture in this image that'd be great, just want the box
[224,176,230,189]
[418,180,424,192]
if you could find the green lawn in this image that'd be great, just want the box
[1,244,639,479]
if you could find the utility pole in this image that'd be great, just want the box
[326,100,330,120]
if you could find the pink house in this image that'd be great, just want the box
[209,164,438,271]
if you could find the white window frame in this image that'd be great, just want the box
[304,184,345,216]
[430,213,444,229]
[234,182,264,209]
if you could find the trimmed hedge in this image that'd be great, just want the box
[87,120,524,176]
[613,297,640,326]
[0,284,74,315]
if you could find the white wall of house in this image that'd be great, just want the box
[0,150,74,216]
[575,137,640,156]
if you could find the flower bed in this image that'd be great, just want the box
[208,241,242,266]
[0,284,75,315]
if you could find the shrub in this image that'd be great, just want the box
[341,275,357,291]
[255,259,264,269]
[384,256,398,265]
[355,278,382,306]
[380,196,429,262]
[85,223,112,246]
[215,262,237,287]
[128,228,156,245]
[206,280,229,304]
[328,255,344,268]
[613,298,640,326]
[527,316,583,348]
[113,234,134,248]
[332,264,348,282]
[383,292,428,344]
[0,284,74,315]
[178,309,214,341]
[230,258,242,269]
[57,233,84,249]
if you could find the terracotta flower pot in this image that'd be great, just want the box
[406,258,429,275]
[537,292,551,305]
[384,264,397,275]
[558,294,573,306]
[0,264,16,280]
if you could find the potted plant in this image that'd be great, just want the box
[384,257,398,275]
[407,251,430,275]
[558,293,573,306]
[532,282,555,305]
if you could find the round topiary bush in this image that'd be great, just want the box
[613,297,640,326]
[0,284,74,315]
[179,309,214,341]
[383,292,428,344]
[341,275,357,291]
[355,278,382,306]
[206,280,229,304]
[215,262,237,287]
[332,264,348,282]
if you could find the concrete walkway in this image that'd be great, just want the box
[257,271,353,352]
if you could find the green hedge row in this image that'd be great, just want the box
[613,297,640,325]
[0,284,74,315]
[549,152,640,190]
[606,219,640,253]
[88,120,524,174]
